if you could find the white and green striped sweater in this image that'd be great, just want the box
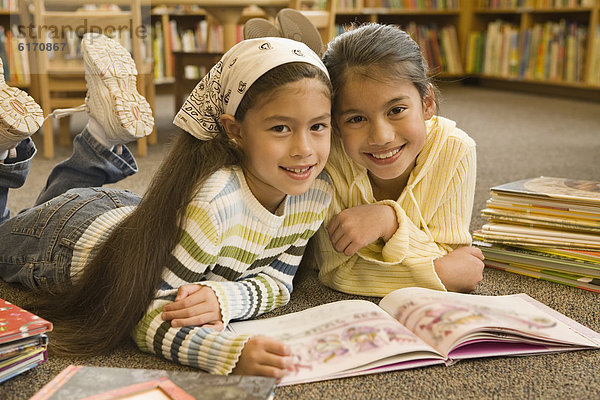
[74,166,332,374]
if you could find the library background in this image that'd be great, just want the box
[0,0,599,158]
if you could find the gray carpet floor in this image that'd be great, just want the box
[1,83,600,399]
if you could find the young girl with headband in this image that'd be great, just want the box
[0,35,333,380]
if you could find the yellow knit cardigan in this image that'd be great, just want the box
[316,116,477,296]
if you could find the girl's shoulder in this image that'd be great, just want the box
[192,166,242,204]
[429,116,475,149]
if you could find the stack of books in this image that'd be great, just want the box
[474,176,600,293]
[0,298,52,383]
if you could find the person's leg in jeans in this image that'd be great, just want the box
[0,55,44,224]
[0,139,36,225]
[36,32,154,205]
[34,123,140,205]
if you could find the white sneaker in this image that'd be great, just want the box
[0,57,44,152]
[81,33,154,147]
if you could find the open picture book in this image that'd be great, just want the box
[228,287,600,386]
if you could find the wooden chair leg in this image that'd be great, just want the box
[58,116,71,146]
[146,74,157,145]
[42,118,54,159]
[137,136,147,156]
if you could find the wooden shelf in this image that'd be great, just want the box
[529,7,594,13]
[148,1,600,97]
[361,8,459,15]
[473,74,600,90]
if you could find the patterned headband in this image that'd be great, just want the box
[173,37,329,141]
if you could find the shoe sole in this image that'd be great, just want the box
[243,18,281,40]
[0,82,44,149]
[276,9,324,56]
[81,33,153,138]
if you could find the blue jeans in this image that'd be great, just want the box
[0,129,141,289]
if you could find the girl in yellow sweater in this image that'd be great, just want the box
[314,23,485,296]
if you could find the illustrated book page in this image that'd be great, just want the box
[379,287,600,360]
[228,299,446,385]
[230,287,600,385]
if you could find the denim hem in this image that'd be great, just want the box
[0,139,36,189]
[80,129,138,176]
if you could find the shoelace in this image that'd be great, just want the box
[2,91,87,163]
[43,104,88,122]
[44,104,126,155]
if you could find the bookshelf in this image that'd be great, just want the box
[466,0,600,95]
[2,1,596,100]
[333,0,599,98]
[335,0,466,76]
[151,4,271,87]
[0,1,32,89]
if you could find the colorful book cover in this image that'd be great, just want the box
[490,176,600,206]
[31,365,276,400]
[0,299,52,344]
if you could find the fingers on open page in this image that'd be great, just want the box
[251,337,293,378]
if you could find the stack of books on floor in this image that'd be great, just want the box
[0,298,52,383]
[474,176,600,293]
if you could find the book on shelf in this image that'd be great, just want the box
[153,20,165,80]
[227,286,600,386]
[534,0,595,7]
[590,25,600,85]
[362,0,459,9]
[405,22,463,75]
[478,0,531,8]
[0,0,18,11]
[30,365,276,400]
[0,298,52,383]
[467,19,588,83]
[0,25,31,86]
[0,26,9,79]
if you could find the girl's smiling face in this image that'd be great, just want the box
[222,77,331,213]
[334,73,435,196]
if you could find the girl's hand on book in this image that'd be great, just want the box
[161,284,223,330]
[232,336,293,381]
[327,204,398,256]
[433,246,485,293]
